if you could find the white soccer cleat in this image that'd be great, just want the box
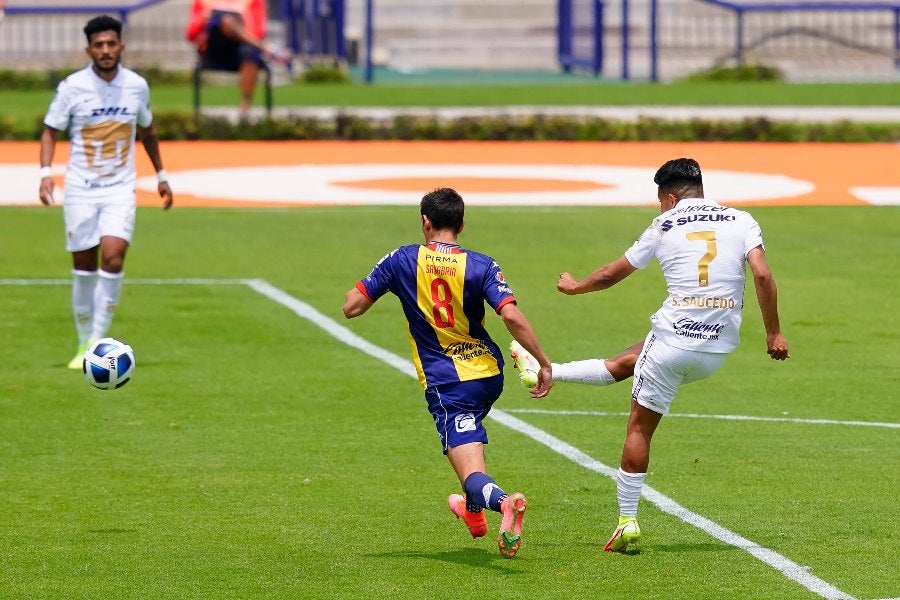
[509,340,539,389]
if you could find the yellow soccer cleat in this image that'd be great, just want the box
[67,341,92,370]
[509,340,539,389]
[603,517,641,553]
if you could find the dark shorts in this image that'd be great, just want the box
[203,10,265,71]
[425,374,504,454]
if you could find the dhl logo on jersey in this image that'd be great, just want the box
[90,106,137,118]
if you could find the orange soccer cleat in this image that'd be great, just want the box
[498,492,528,558]
[448,493,488,538]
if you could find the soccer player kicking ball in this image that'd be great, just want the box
[39,15,173,368]
[343,187,553,558]
[511,158,790,553]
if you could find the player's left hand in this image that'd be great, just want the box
[767,332,789,360]
[529,365,553,398]
[158,182,173,210]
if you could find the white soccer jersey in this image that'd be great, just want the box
[44,64,153,201]
[624,197,764,353]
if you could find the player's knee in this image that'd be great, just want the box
[609,353,638,381]
[101,255,124,273]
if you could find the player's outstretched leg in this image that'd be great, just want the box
[498,492,527,558]
[509,340,539,389]
[447,493,488,538]
[603,516,641,553]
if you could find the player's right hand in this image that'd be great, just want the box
[557,272,580,295]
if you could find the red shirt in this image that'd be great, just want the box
[185,0,266,44]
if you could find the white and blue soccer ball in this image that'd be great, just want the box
[83,337,135,390]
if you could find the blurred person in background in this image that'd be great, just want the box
[185,0,290,116]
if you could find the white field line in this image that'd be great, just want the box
[243,279,856,600]
[0,278,252,286]
[3,277,860,599]
[504,408,900,430]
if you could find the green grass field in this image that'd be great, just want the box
[2,80,899,129]
[1,204,898,599]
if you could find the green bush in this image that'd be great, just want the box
[300,64,351,84]
[148,112,900,142]
[683,63,785,83]
[0,66,194,90]
[4,108,898,142]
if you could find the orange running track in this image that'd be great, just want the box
[3,141,898,207]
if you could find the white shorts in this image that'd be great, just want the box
[631,332,727,415]
[63,197,136,252]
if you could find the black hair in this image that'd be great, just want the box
[653,157,704,197]
[84,15,122,43]
[420,187,464,234]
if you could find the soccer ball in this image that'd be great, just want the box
[83,337,135,390]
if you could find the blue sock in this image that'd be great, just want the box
[464,472,508,513]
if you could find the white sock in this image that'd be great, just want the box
[72,269,98,345]
[616,468,646,517]
[90,270,124,340]
[552,359,615,385]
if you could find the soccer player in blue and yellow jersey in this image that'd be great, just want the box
[343,187,552,558]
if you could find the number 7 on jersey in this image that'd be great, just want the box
[686,230,717,287]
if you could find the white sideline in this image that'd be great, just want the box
[504,408,900,429]
[4,277,858,599]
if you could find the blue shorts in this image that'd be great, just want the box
[425,374,503,454]
[203,10,265,71]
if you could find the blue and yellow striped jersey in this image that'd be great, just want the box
[356,242,517,389]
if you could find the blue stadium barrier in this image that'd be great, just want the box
[558,0,605,76]
[557,0,660,81]
[279,0,345,63]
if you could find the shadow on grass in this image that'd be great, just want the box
[368,548,526,572]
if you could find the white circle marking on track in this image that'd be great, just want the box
[1,163,817,205]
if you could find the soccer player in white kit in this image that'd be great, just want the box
[513,158,789,553]
[38,15,173,368]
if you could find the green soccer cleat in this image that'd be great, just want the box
[498,492,527,558]
[509,340,539,389]
[67,341,92,370]
[603,517,641,553]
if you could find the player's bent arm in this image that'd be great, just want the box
[499,303,553,397]
[747,246,790,360]
[38,126,58,206]
[343,286,375,319]
[558,256,636,295]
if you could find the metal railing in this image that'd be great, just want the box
[699,0,900,70]
[560,0,900,81]
[3,0,166,24]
